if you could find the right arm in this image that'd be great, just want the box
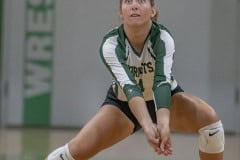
[128,96,160,151]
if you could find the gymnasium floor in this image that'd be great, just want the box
[0,128,239,160]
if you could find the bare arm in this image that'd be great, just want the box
[156,108,172,155]
[156,108,170,129]
[129,96,160,152]
[129,96,153,129]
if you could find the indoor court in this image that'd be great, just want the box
[0,128,239,160]
[0,0,240,160]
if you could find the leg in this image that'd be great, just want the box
[169,92,224,160]
[46,105,135,160]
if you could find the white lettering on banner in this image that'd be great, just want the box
[25,63,50,97]
[24,0,54,98]
[27,36,51,60]
[28,7,53,32]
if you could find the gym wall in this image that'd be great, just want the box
[2,0,239,132]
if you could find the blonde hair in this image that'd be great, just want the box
[119,0,158,22]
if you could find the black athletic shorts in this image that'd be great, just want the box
[101,85,184,133]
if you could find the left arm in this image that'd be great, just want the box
[152,28,175,155]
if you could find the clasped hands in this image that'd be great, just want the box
[143,122,173,156]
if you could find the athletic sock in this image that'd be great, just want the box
[47,144,75,160]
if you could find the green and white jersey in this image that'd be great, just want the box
[100,22,178,109]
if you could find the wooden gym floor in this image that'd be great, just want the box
[0,128,239,160]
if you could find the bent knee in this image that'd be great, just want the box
[193,98,220,128]
[198,121,225,154]
[171,92,220,130]
[186,93,218,117]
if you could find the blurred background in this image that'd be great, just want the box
[0,0,239,160]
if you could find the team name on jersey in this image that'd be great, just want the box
[128,62,154,78]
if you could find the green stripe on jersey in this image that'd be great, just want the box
[151,22,173,109]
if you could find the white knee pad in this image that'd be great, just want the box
[198,120,225,153]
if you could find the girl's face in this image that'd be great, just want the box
[120,0,156,27]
